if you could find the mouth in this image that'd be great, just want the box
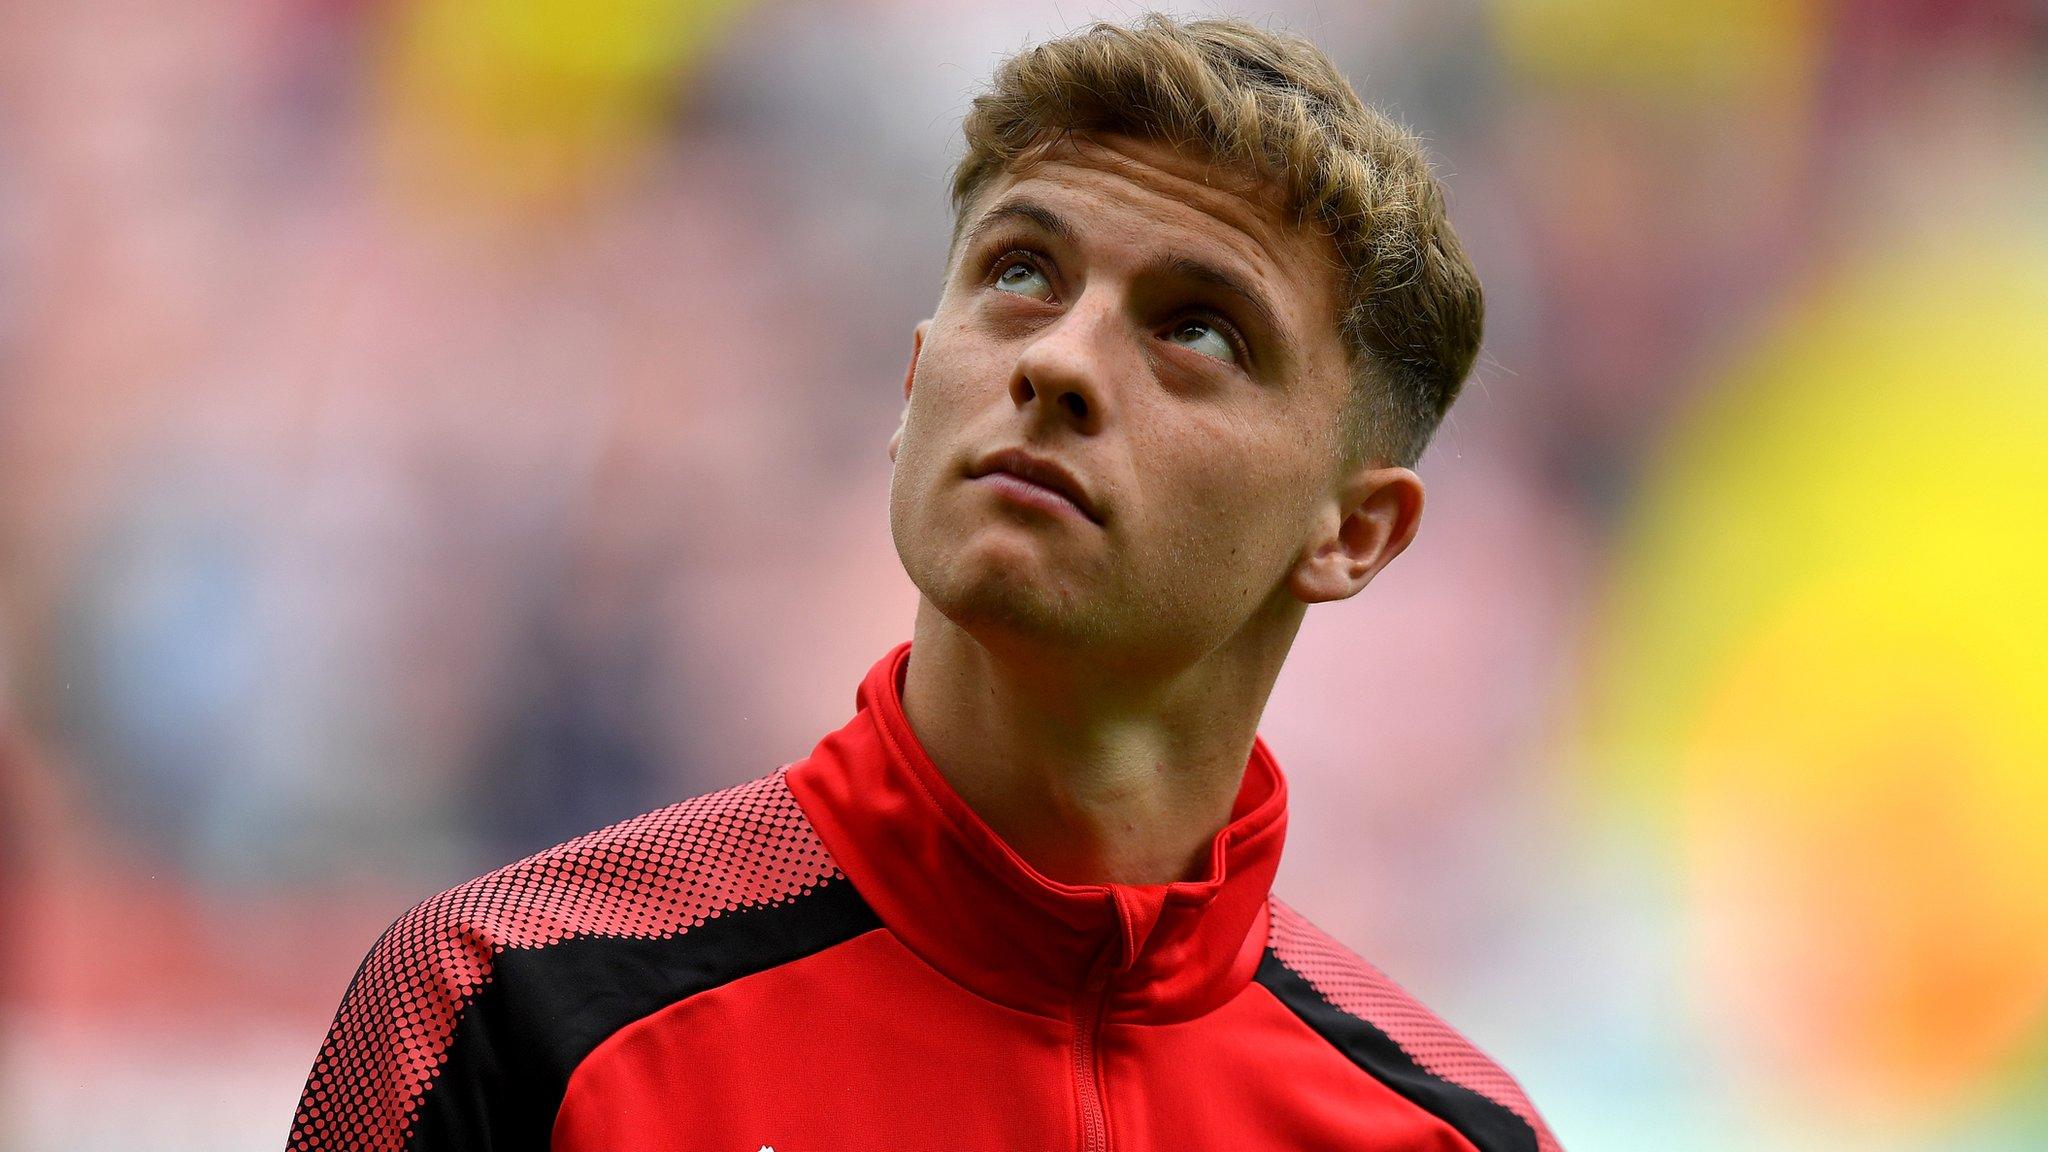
[967,448,1103,524]
[974,470,1094,522]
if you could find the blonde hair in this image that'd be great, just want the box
[950,14,1483,468]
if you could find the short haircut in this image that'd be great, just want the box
[949,14,1483,468]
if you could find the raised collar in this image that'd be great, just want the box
[783,641,1288,1025]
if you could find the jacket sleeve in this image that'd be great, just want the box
[286,889,514,1152]
[286,772,841,1152]
[1261,898,1564,1152]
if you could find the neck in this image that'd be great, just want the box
[897,598,1301,886]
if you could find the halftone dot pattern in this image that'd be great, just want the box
[1266,898,1561,1152]
[286,767,838,1152]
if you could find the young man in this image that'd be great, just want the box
[290,15,1560,1152]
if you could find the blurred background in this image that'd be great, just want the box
[1,0,2045,1148]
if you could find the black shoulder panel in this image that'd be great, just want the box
[1256,950,1538,1152]
[288,770,877,1152]
[411,877,879,1151]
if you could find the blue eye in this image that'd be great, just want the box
[993,260,1053,300]
[1167,319,1238,363]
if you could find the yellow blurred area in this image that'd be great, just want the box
[1492,0,1822,102]
[375,0,755,209]
[1587,237,2048,1120]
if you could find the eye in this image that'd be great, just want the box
[1166,318,1241,364]
[992,258,1054,301]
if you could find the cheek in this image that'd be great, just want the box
[1135,424,1316,578]
[900,339,983,449]
[892,345,988,524]
[892,374,952,477]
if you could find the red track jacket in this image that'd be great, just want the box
[290,641,1561,1151]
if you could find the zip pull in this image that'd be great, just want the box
[1104,885,1169,973]
[1080,934,1115,995]
[1083,960,1110,993]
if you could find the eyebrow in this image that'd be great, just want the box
[960,197,1079,254]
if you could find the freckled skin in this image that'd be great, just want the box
[888,133,1370,682]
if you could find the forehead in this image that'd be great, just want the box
[958,134,1343,330]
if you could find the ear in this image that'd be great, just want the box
[1285,465,1425,604]
[888,319,931,464]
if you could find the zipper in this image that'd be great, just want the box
[1073,952,1114,1152]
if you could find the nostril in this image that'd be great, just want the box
[1061,392,1088,420]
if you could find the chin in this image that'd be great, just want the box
[941,552,1076,629]
[906,535,1103,644]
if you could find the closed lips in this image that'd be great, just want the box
[971,449,1100,522]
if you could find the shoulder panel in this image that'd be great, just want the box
[1257,898,1561,1152]
[287,767,870,1152]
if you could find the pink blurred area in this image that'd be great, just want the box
[2,1,2044,1149]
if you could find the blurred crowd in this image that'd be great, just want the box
[1,1,2044,1149]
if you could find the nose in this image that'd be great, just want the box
[1009,294,1119,435]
